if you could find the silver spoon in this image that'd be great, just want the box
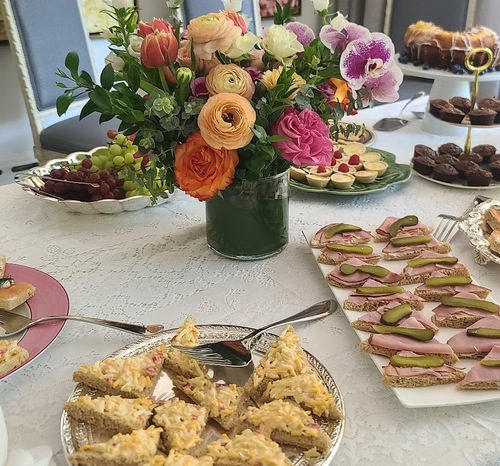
[373,91,426,131]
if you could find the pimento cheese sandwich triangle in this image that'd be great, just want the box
[72,345,166,398]
[159,450,213,466]
[0,339,29,376]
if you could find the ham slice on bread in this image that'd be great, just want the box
[317,245,381,266]
[457,345,500,390]
[382,236,451,261]
[310,224,373,248]
[431,291,500,328]
[374,216,433,242]
[447,316,500,359]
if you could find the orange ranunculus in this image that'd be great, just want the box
[328,78,352,110]
[205,64,255,99]
[260,66,305,100]
[198,93,256,150]
[187,13,240,60]
[174,131,239,201]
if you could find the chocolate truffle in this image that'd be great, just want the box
[471,144,497,163]
[449,96,472,114]
[413,144,437,158]
[466,168,493,186]
[429,99,453,118]
[438,143,462,157]
[489,160,500,181]
[468,108,496,125]
[440,106,465,124]
[412,156,436,176]
[432,163,458,183]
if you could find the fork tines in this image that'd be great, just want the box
[433,214,460,243]
[172,345,232,365]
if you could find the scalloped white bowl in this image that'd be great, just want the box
[19,149,171,214]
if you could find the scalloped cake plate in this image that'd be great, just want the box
[304,227,500,408]
[19,149,171,214]
[290,148,411,195]
[61,325,345,465]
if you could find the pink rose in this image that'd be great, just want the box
[272,108,333,167]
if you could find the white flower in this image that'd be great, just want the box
[222,0,243,11]
[261,25,304,66]
[100,28,117,40]
[330,12,348,31]
[105,52,125,71]
[311,0,329,12]
[225,32,260,58]
[127,34,143,59]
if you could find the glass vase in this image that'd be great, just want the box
[205,170,289,260]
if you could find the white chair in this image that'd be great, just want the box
[0,0,118,166]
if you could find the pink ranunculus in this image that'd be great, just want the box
[140,28,179,68]
[272,108,333,167]
[223,10,248,35]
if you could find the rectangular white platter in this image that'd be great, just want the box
[304,228,500,408]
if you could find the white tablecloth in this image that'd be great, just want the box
[1,99,500,466]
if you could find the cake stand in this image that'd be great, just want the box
[397,55,500,136]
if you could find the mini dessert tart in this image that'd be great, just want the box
[489,160,500,181]
[429,99,453,118]
[354,170,378,184]
[434,154,458,166]
[472,144,496,163]
[439,106,465,124]
[466,167,493,187]
[305,165,334,177]
[341,142,366,156]
[438,143,462,157]
[289,166,308,183]
[468,108,496,126]
[432,163,458,183]
[413,144,437,158]
[305,173,331,188]
[363,161,388,176]
[449,96,472,114]
[412,156,436,176]
[330,172,355,189]
[455,160,480,179]
[346,154,363,170]
[332,162,356,174]
[359,152,382,163]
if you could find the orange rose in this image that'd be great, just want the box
[174,132,239,201]
[328,78,352,110]
[187,13,240,60]
[205,64,255,99]
[198,93,256,150]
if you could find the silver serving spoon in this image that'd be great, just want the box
[373,91,426,131]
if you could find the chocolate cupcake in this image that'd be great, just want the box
[435,154,458,166]
[490,160,500,181]
[455,160,480,179]
[429,99,453,118]
[489,154,500,165]
[449,96,472,114]
[432,163,458,183]
[413,144,437,158]
[467,151,484,165]
[439,106,465,124]
[412,156,436,176]
[468,108,496,126]
[438,143,462,157]
[478,97,500,123]
[471,144,497,163]
[466,168,493,186]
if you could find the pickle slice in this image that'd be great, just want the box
[339,263,390,278]
[481,359,500,367]
[325,243,373,254]
[324,223,362,238]
[380,304,412,325]
[425,275,472,286]
[356,285,405,295]
[372,325,434,341]
[406,257,458,268]
[466,328,500,338]
[390,235,433,246]
[390,354,444,368]
[389,215,419,237]
[441,296,499,313]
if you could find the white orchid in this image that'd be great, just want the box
[311,0,330,12]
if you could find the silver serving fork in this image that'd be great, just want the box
[0,309,164,337]
[434,195,491,243]
[173,299,339,367]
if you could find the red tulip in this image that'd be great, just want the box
[140,29,179,68]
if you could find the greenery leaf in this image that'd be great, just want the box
[100,64,115,91]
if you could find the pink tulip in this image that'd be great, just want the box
[137,18,174,38]
[140,29,178,68]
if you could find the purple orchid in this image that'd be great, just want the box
[364,64,403,102]
[339,32,397,92]
[319,22,369,54]
[284,21,315,47]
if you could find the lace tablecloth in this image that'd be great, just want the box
[1,101,500,465]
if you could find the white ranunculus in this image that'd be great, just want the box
[105,52,125,71]
[225,32,260,59]
[261,25,304,66]
[222,0,243,11]
[311,0,330,12]
[330,12,348,31]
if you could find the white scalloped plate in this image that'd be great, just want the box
[18,148,172,214]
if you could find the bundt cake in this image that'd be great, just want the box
[404,21,499,70]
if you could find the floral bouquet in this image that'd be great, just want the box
[56,0,402,202]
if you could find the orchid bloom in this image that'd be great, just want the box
[319,16,369,54]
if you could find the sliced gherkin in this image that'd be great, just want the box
[425,275,472,286]
[389,215,419,237]
[390,354,444,368]
[441,296,499,313]
[339,263,390,277]
[380,304,413,325]
[356,285,405,295]
[466,328,500,338]
[325,243,373,254]
[324,223,362,238]
[406,257,458,268]
[481,359,500,367]
[391,235,433,246]
[372,325,434,341]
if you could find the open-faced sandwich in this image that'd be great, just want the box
[457,345,500,390]
[414,271,490,301]
[310,223,373,248]
[374,215,433,242]
[316,242,382,266]
[382,234,451,261]
[161,450,213,466]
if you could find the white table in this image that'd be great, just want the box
[1,100,500,466]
